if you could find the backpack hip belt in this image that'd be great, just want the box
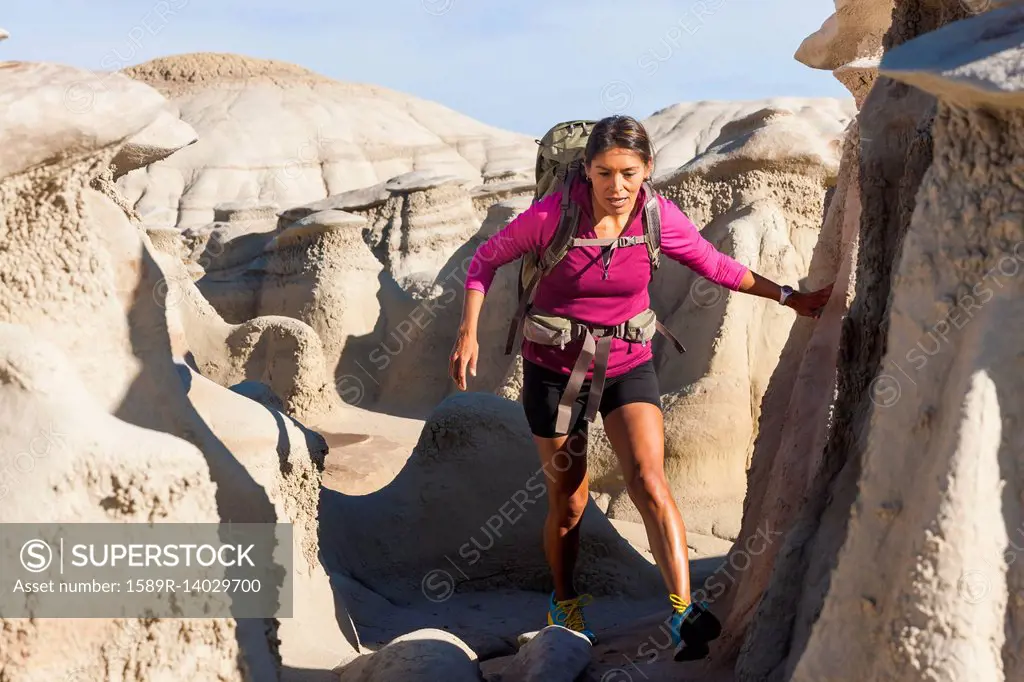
[521,307,685,435]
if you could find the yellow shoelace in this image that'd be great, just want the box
[554,593,594,631]
[669,593,690,615]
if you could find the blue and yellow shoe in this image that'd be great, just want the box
[668,594,721,661]
[547,592,597,645]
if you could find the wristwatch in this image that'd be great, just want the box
[779,285,794,306]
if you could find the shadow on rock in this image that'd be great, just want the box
[317,391,665,648]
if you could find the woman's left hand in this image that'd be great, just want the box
[787,283,834,319]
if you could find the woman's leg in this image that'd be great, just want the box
[532,426,590,600]
[602,401,690,598]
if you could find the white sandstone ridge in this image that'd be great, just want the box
[644,97,855,176]
[658,103,851,182]
[116,53,537,229]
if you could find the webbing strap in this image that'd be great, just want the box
[584,335,614,424]
[555,330,596,434]
[549,317,684,435]
[656,320,687,353]
[553,331,617,435]
[506,267,543,355]
[571,235,647,248]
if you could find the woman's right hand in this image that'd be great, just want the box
[449,326,479,391]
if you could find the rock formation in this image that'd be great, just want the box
[644,97,856,175]
[116,53,537,230]
[795,0,896,108]
[0,60,360,681]
[789,6,1024,681]
[692,3,1024,682]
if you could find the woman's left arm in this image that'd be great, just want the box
[735,270,833,319]
[657,195,833,318]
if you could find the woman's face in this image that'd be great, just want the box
[586,147,652,218]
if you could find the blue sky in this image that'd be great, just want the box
[2,0,849,136]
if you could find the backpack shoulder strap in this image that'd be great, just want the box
[641,180,661,270]
[540,162,584,271]
[504,167,584,355]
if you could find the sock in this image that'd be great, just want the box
[669,593,690,614]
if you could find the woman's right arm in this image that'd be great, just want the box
[450,193,560,390]
[450,288,484,390]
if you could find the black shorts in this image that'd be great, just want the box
[521,358,662,438]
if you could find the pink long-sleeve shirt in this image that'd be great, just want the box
[465,179,750,379]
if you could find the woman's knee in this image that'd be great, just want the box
[625,467,672,508]
[548,485,589,526]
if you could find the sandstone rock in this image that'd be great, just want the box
[796,0,898,107]
[178,363,360,673]
[794,0,895,70]
[267,209,366,250]
[362,178,485,286]
[346,193,529,416]
[878,2,1024,109]
[0,59,260,674]
[659,104,848,181]
[0,58,359,679]
[470,178,536,216]
[491,626,592,682]
[111,107,198,179]
[834,56,882,108]
[143,239,342,422]
[278,182,390,222]
[701,4,1024,682]
[642,97,855,178]
[117,53,536,229]
[335,629,482,682]
[702,109,865,676]
[213,201,281,223]
[253,206,383,407]
[0,61,166,188]
[789,7,1024,681]
[384,169,470,194]
[230,379,286,412]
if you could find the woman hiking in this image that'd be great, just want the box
[449,114,832,660]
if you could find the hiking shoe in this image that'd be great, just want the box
[547,592,597,645]
[668,594,721,661]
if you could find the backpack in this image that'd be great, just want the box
[504,119,666,356]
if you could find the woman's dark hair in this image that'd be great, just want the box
[583,115,655,173]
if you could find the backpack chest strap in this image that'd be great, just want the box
[571,235,648,249]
